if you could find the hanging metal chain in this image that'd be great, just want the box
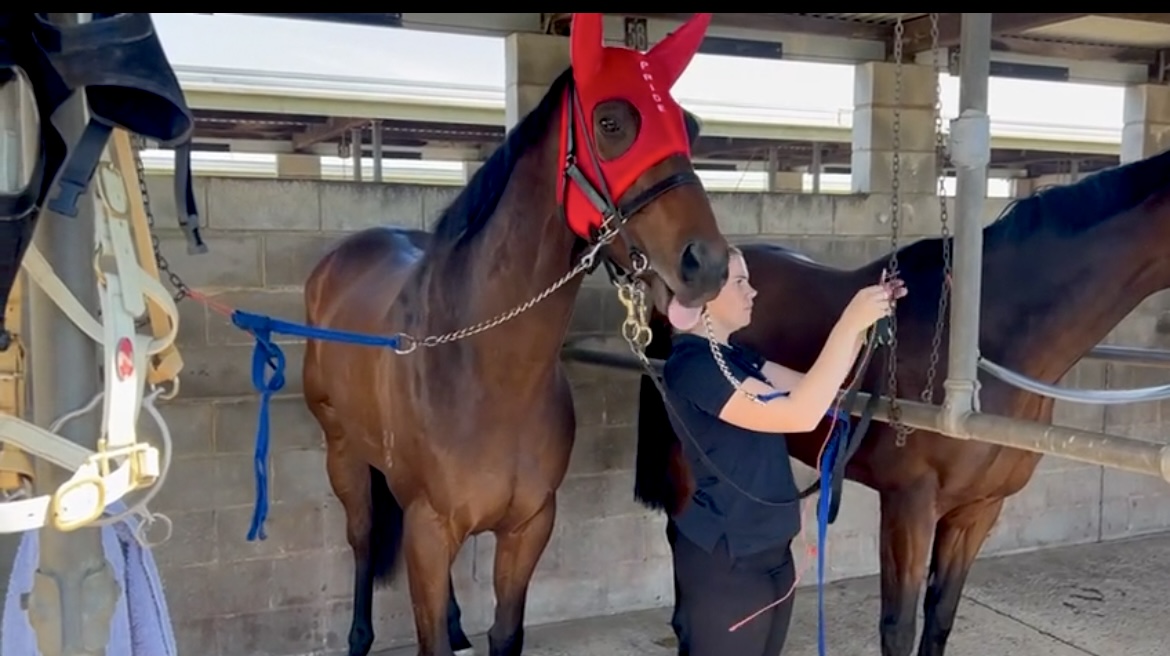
[129,135,193,303]
[885,15,911,447]
[705,311,770,404]
[125,134,605,354]
[922,11,953,406]
[399,249,600,352]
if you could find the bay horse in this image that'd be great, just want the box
[635,146,1170,656]
[302,13,729,656]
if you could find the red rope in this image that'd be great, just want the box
[184,288,235,318]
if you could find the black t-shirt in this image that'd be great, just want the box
[661,333,802,559]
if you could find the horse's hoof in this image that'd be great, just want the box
[454,648,476,656]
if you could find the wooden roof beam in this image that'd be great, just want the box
[292,117,370,152]
[902,13,1091,55]
[1095,13,1170,25]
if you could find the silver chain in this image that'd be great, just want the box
[127,135,612,355]
[129,136,192,304]
[922,11,953,406]
[884,14,951,447]
[886,16,910,447]
[396,245,602,353]
[705,311,774,404]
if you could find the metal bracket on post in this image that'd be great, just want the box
[941,377,981,439]
[947,110,992,171]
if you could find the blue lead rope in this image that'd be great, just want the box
[229,304,852,656]
[758,387,851,655]
[817,412,849,656]
[229,309,404,542]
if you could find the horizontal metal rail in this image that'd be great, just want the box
[846,390,1170,479]
[1083,344,1170,369]
[560,342,1170,481]
[562,341,1170,373]
[561,345,661,374]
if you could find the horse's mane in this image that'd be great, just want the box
[983,146,1170,248]
[890,147,1170,278]
[429,66,575,250]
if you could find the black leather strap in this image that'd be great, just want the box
[0,12,208,349]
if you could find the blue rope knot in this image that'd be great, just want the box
[226,309,409,542]
[231,310,289,542]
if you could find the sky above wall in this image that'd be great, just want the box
[152,13,1124,133]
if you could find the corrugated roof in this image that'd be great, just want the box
[789,13,927,25]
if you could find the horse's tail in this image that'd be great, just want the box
[368,464,405,585]
[634,311,695,516]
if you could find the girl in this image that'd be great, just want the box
[661,246,905,655]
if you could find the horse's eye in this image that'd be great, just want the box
[599,117,620,134]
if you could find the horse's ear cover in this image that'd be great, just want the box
[560,13,713,239]
[569,13,711,89]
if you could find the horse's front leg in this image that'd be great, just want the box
[404,502,464,656]
[487,498,557,656]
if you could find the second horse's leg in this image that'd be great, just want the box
[918,498,1004,656]
[879,488,937,656]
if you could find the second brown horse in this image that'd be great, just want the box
[636,146,1170,656]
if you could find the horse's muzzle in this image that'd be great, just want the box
[675,239,729,306]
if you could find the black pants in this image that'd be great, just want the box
[668,521,796,656]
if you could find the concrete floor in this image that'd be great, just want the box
[379,532,1170,656]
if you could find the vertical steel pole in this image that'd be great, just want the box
[25,13,119,655]
[371,119,383,183]
[766,146,779,193]
[810,142,823,194]
[941,13,993,437]
[351,127,362,181]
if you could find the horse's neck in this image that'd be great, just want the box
[430,145,582,370]
[989,218,1162,381]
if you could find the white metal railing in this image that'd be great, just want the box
[174,65,1123,145]
[136,149,1018,196]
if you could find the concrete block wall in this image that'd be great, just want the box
[133,175,1170,655]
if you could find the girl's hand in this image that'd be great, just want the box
[840,278,906,334]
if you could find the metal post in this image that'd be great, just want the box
[810,142,822,194]
[23,13,119,655]
[765,147,779,193]
[350,127,363,182]
[371,119,383,183]
[941,13,992,437]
